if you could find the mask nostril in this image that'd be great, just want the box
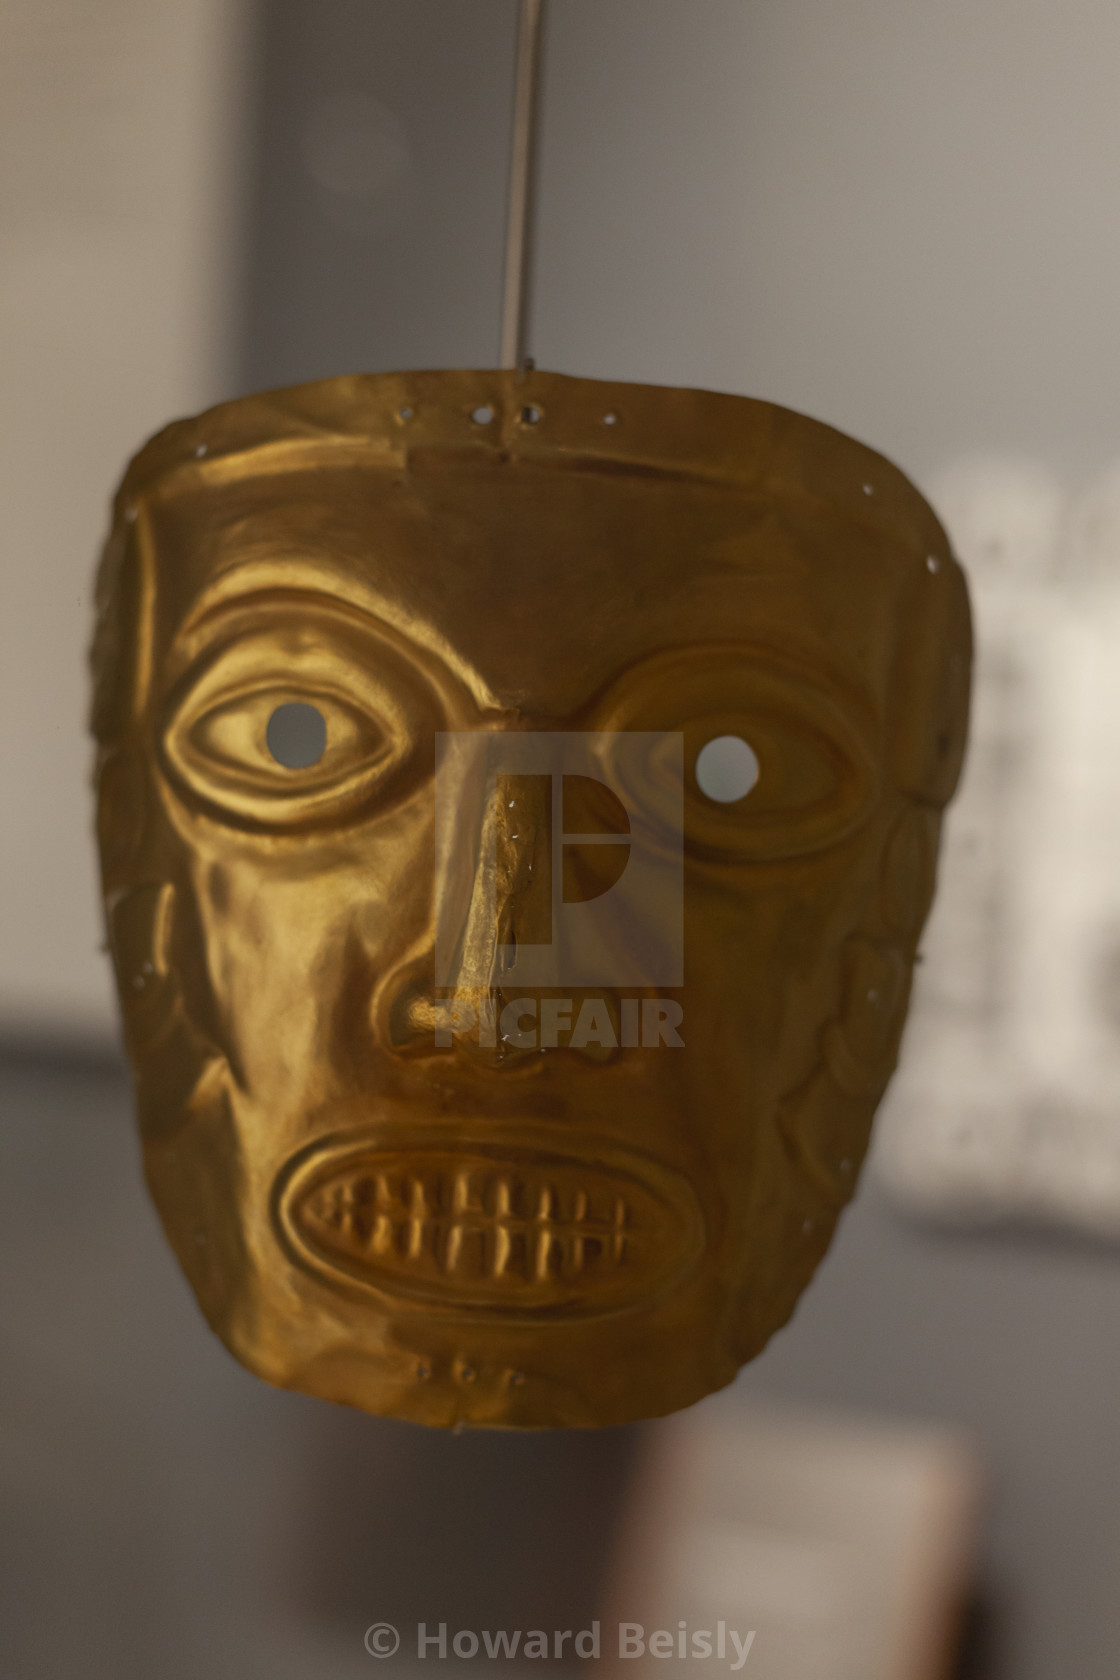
[266,701,326,768]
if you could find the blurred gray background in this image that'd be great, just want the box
[6,2,1120,1677]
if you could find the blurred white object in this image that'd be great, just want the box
[604,1397,979,1680]
[1064,458,1120,586]
[301,91,413,235]
[875,455,1120,1237]
[930,455,1064,583]
[0,0,250,1041]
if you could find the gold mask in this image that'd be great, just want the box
[91,370,970,1428]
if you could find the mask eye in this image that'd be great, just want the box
[695,734,760,804]
[596,647,879,862]
[161,606,441,831]
[185,682,380,788]
[266,701,327,768]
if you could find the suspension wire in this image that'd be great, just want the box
[500,0,547,370]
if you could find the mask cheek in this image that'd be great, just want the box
[883,802,943,941]
[822,936,910,1097]
[95,748,147,881]
[108,879,226,1140]
[777,936,914,1203]
[776,1062,874,1207]
[108,880,176,1037]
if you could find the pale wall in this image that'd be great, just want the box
[0,0,252,1039]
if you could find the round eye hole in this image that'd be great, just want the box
[266,701,327,769]
[695,734,760,804]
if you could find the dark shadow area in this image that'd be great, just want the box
[953,1590,1003,1680]
[296,1410,640,1637]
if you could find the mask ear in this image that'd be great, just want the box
[887,556,972,806]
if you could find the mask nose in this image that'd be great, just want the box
[442,760,633,994]
[443,771,555,1069]
[458,771,556,994]
[385,772,555,1067]
[385,770,624,1067]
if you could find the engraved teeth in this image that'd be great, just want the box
[303,1164,636,1286]
[533,1225,555,1282]
[491,1221,512,1279]
[451,1169,473,1215]
[444,1222,463,1274]
[612,1195,628,1264]
[287,1146,701,1318]
[406,1178,426,1260]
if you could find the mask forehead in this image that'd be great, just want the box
[138,458,918,732]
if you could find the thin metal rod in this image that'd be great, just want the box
[501,0,546,370]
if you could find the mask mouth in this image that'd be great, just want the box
[275,1131,704,1321]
